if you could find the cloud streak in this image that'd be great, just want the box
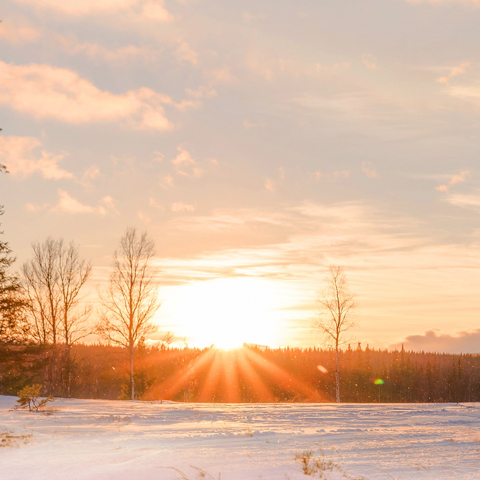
[436,61,470,84]
[51,190,115,215]
[436,170,470,192]
[0,61,174,130]
[446,193,480,210]
[171,202,195,212]
[13,0,172,19]
[312,170,350,181]
[0,136,72,179]
[0,19,40,44]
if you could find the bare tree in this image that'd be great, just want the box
[315,265,356,403]
[21,239,92,346]
[57,243,92,347]
[22,239,62,345]
[21,238,92,396]
[97,227,161,400]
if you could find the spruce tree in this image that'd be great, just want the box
[0,206,27,344]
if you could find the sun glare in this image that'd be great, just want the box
[162,277,287,349]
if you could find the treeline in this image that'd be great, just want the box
[1,342,478,403]
[1,200,479,404]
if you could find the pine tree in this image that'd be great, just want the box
[0,206,27,344]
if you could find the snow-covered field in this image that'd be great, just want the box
[1,396,479,480]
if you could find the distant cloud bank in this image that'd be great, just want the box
[392,329,480,354]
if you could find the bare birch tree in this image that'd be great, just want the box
[22,239,62,345]
[315,265,356,403]
[96,227,161,401]
[57,244,92,347]
[21,238,92,346]
[21,238,92,396]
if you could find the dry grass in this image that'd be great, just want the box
[160,466,221,480]
[0,429,33,448]
[295,448,366,480]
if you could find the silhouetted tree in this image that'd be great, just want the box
[315,265,356,403]
[97,227,161,400]
[0,207,27,343]
[21,239,92,396]
[21,238,92,346]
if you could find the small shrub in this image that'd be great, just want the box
[15,385,53,412]
[295,448,366,480]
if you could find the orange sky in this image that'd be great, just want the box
[1,0,480,352]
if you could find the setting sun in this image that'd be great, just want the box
[161,277,287,349]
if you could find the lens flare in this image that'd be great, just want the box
[374,378,384,385]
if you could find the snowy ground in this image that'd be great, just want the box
[1,396,479,480]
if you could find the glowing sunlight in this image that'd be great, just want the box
[161,277,287,349]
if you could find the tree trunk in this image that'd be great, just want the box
[335,344,340,403]
[130,342,135,401]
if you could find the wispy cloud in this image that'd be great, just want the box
[446,193,480,210]
[242,11,267,22]
[51,190,115,215]
[1,22,153,62]
[175,39,198,65]
[312,170,350,181]
[185,85,217,99]
[265,178,275,191]
[171,147,201,178]
[54,35,155,63]
[149,198,164,210]
[436,170,470,192]
[0,19,40,44]
[137,210,151,223]
[205,67,234,84]
[171,202,195,212]
[79,165,101,191]
[83,165,100,179]
[0,61,174,130]
[159,174,174,188]
[13,0,172,19]
[362,161,379,178]
[141,0,173,22]
[0,136,72,179]
[14,0,138,14]
[436,61,470,84]
[362,53,378,70]
[243,119,267,129]
[265,167,286,192]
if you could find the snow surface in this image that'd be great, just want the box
[1,396,479,480]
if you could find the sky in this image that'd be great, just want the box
[1,0,480,353]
